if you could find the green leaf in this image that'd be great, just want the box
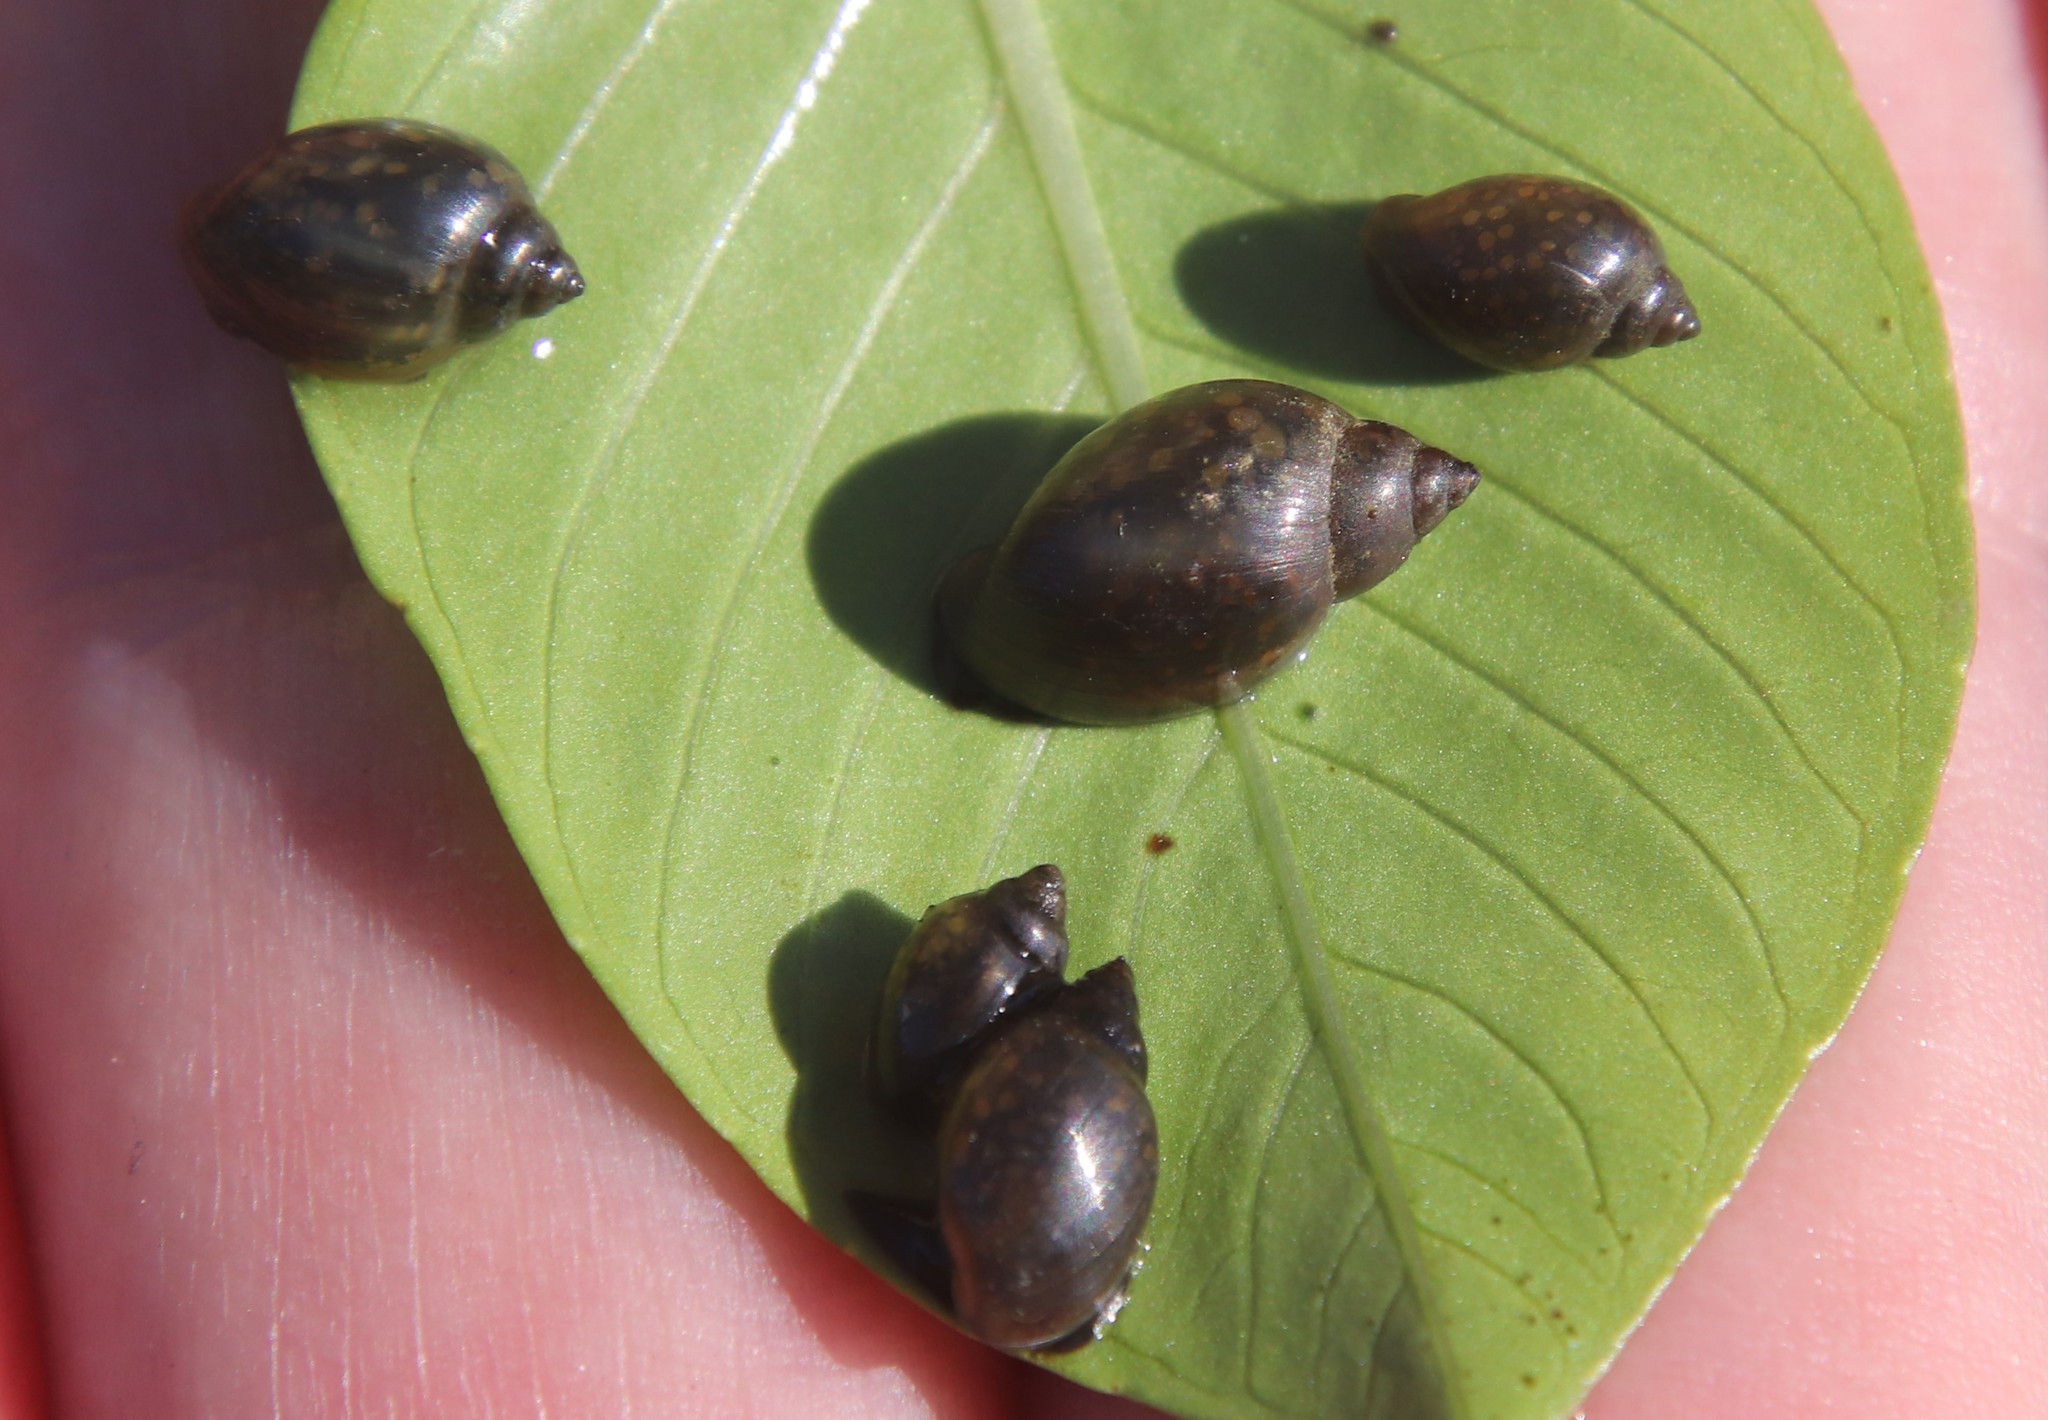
[287,0,1972,1415]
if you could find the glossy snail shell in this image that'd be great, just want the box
[940,379,1481,724]
[873,864,1069,1111]
[1364,174,1700,371]
[940,958,1156,1351]
[182,119,585,378]
[857,867,1158,1353]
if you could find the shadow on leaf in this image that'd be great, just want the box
[1175,202,1489,386]
[807,411,1100,704]
[768,890,928,1241]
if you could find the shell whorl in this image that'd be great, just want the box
[465,206,585,334]
[1597,266,1701,357]
[1328,421,1481,599]
[874,865,1070,1108]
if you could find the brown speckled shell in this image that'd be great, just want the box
[941,379,1480,724]
[1364,174,1700,371]
[938,958,1157,1352]
[873,865,1069,1111]
[857,870,1157,1354]
[182,119,584,379]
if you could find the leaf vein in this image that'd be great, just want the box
[976,727,1054,884]
[538,0,890,946]
[1416,1224,1572,1365]
[1365,601,1794,1032]
[395,0,500,114]
[1588,365,1906,755]
[647,101,997,975]
[1269,726,1714,1157]
[536,0,696,198]
[1483,473,1867,831]
[1246,1041,1317,1401]
[1311,1205,1380,1389]
[975,0,1150,406]
[1067,84,1314,208]
[1327,953,1627,1234]
[1223,703,1470,1419]
[1397,1138,1619,1286]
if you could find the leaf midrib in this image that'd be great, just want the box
[1220,702,1468,1419]
[978,1,1465,1407]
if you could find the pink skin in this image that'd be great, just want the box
[0,0,2040,1415]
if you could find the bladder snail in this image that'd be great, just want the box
[854,866,1158,1353]
[940,379,1481,725]
[182,119,585,378]
[1364,174,1700,371]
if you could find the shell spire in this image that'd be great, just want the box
[1327,421,1481,599]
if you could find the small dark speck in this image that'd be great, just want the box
[1521,1375,1537,1388]
[1298,702,1319,721]
[768,754,782,766]
[1145,832,1176,855]
[1549,1308,1564,1320]
[1366,18,1400,43]
[128,1141,145,1175]
[1878,314,1895,332]
[1489,1215,1502,1226]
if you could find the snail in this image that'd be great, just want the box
[182,119,584,378]
[939,379,1481,724]
[872,864,1070,1112]
[1363,174,1700,371]
[853,866,1158,1353]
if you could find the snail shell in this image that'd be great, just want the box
[855,868,1158,1353]
[940,379,1481,724]
[939,958,1156,1351]
[873,864,1069,1111]
[1364,174,1700,371]
[182,119,584,378]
